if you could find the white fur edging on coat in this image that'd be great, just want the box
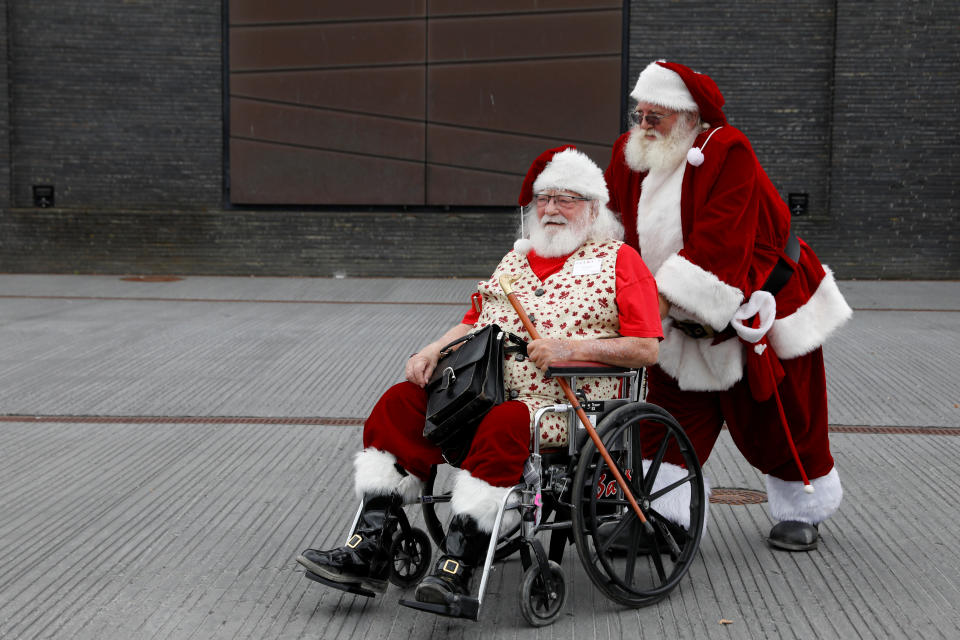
[765,467,842,524]
[767,266,853,359]
[353,448,424,504]
[656,325,745,391]
[656,253,744,331]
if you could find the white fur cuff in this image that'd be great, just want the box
[768,267,853,359]
[765,467,843,524]
[657,253,743,330]
[353,448,423,504]
[449,469,513,534]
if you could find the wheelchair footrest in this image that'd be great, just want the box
[398,595,480,621]
[303,571,377,598]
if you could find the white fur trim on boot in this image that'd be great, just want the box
[353,448,424,504]
[449,469,516,534]
[643,460,711,535]
[765,467,842,524]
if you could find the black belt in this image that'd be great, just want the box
[672,320,736,341]
[761,231,800,296]
[673,231,801,340]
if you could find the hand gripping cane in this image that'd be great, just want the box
[499,275,654,533]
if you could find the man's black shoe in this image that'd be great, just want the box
[415,514,490,604]
[414,557,472,603]
[767,520,819,551]
[297,493,400,592]
[297,538,390,593]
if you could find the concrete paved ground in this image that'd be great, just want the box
[1,275,958,639]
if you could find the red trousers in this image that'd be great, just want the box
[645,347,835,481]
[362,382,532,488]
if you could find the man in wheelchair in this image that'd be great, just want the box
[296,147,666,607]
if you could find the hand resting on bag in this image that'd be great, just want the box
[406,322,473,387]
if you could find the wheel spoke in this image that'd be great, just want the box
[648,526,668,582]
[596,510,637,556]
[649,475,695,502]
[644,427,671,494]
[623,519,641,586]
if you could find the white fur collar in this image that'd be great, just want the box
[636,162,686,275]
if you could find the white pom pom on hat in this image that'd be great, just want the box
[513,238,533,254]
[686,125,724,167]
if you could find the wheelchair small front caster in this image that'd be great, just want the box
[389,527,432,588]
[518,560,566,627]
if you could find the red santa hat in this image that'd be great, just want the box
[514,145,610,253]
[517,145,609,208]
[630,60,728,127]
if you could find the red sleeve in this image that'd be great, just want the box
[679,140,758,293]
[615,245,663,339]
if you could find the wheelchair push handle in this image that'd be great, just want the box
[498,275,653,531]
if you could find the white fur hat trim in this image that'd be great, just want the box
[630,60,698,113]
[532,148,609,206]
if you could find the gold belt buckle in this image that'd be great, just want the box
[442,559,461,574]
[345,534,363,549]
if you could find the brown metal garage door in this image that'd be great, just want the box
[228,1,623,206]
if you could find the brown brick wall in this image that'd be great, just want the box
[0,0,956,278]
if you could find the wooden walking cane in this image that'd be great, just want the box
[499,275,653,530]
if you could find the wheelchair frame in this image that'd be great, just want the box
[306,363,706,627]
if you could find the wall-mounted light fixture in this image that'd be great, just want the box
[33,185,55,208]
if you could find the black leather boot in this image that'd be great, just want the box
[414,514,490,604]
[768,520,819,551]
[297,493,401,592]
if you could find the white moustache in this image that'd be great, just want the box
[540,215,568,226]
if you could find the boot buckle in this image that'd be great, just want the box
[442,559,461,575]
[345,534,363,549]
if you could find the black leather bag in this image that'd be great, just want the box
[423,324,506,465]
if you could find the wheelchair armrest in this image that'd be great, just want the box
[546,360,633,377]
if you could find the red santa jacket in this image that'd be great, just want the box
[605,126,851,365]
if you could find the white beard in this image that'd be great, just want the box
[527,213,590,257]
[624,123,700,173]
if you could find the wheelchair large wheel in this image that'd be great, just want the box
[422,466,523,561]
[571,402,705,607]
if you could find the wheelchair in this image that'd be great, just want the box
[305,362,706,627]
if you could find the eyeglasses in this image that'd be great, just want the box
[629,109,675,127]
[535,193,590,208]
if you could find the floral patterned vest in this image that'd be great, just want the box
[475,241,624,447]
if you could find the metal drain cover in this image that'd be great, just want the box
[710,487,767,505]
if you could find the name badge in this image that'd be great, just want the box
[572,258,602,276]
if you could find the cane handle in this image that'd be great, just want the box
[498,275,518,296]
